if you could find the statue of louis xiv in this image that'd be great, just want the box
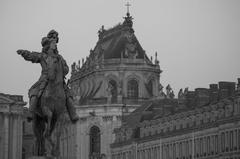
[17,30,79,123]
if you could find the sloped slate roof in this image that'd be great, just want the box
[92,23,150,60]
[122,99,178,128]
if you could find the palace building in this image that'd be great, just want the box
[20,5,240,159]
[0,93,26,159]
[110,80,240,159]
[66,10,162,159]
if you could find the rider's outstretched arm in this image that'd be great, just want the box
[17,50,42,63]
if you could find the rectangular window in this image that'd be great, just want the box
[166,145,169,159]
[186,141,189,157]
[189,140,192,158]
[173,143,176,159]
[207,136,210,156]
[204,137,207,156]
[238,129,240,150]
[176,143,179,159]
[226,131,229,152]
[142,150,145,159]
[148,149,151,159]
[215,135,218,154]
[200,138,203,157]
[211,135,214,155]
[234,129,237,150]
[154,147,157,159]
[123,152,126,159]
[196,139,199,158]
[180,142,182,158]
[230,130,233,151]
[221,132,225,152]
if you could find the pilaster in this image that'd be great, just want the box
[3,113,9,159]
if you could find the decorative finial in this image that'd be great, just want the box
[123,1,134,30]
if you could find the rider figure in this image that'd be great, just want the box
[17,30,79,123]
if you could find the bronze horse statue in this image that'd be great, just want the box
[17,30,79,158]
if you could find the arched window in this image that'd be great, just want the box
[90,126,101,157]
[147,80,153,97]
[127,79,139,98]
[109,80,118,103]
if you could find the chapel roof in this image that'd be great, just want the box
[88,12,150,61]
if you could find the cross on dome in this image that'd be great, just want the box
[125,2,131,14]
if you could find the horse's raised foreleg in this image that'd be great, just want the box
[52,113,66,157]
[32,114,46,156]
[42,106,55,157]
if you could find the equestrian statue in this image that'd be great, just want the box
[17,30,79,158]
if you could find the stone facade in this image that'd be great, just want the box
[22,107,35,159]
[59,115,77,159]
[111,81,240,159]
[0,93,26,159]
[64,12,162,159]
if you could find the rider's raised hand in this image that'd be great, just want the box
[17,49,24,55]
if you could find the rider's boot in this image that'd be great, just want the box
[27,96,40,121]
[66,97,79,123]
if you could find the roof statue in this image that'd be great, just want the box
[166,84,175,99]
[178,88,184,99]
[238,78,240,91]
[158,83,166,99]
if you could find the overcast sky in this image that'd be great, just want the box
[1,0,240,103]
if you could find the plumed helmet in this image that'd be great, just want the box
[47,30,59,43]
[47,30,58,38]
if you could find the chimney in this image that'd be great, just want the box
[186,91,196,108]
[195,88,210,107]
[237,78,240,95]
[209,84,218,103]
[219,82,235,99]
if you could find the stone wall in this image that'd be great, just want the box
[110,87,240,159]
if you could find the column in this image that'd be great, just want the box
[12,115,18,159]
[16,115,22,159]
[233,129,237,150]
[140,150,143,159]
[0,113,3,159]
[176,143,179,159]
[156,146,159,159]
[159,140,162,159]
[192,138,194,158]
[173,143,176,159]
[162,145,165,159]
[183,141,185,158]
[3,113,9,159]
